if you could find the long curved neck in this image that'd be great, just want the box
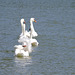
[21,23,23,34]
[30,21,35,32]
[21,23,26,36]
[30,30,32,39]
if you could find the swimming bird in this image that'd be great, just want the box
[19,18,39,46]
[14,41,32,57]
[20,18,38,38]
[29,18,38,37]
[16,19,32,57]
[20,18,30,37]
[18,18,30,43]
[30,26,39,46]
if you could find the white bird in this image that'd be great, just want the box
[20,18,38,38]
[15,19,32,57]
[30,27,39,46]
[18,18,30,43]
[19,30,39,47]
[18,37,32,53]
[19,18,39,46]
[14,41,32,57]
[29,18,38,37]
[20,18,30,37]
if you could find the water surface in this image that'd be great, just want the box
[0,0,75,75]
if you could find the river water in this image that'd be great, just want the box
[0,0,75,75]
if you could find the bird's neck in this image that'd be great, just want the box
[22,24,26,36]
[21,23,23,34]
[30,21,35,32]
[30,30,32,39]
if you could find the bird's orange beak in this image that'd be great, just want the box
[34,19,37,23]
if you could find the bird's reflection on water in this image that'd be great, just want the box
[14,56,32,74]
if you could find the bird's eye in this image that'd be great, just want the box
[23,21,25,24]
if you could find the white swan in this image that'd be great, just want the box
[29,18,38,37]
[19,29,39,46]
[18,18,32,52]
[14,42,31,57]
[19,18,30,43]
[18,19,30,43]
[20,18,38,38]
[19,18,39,46]
[18,37,32,53]
[15,19,32,57]
[20,18,30,37]
[30,28,39,46]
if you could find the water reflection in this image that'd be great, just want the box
[14,56,32,74]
